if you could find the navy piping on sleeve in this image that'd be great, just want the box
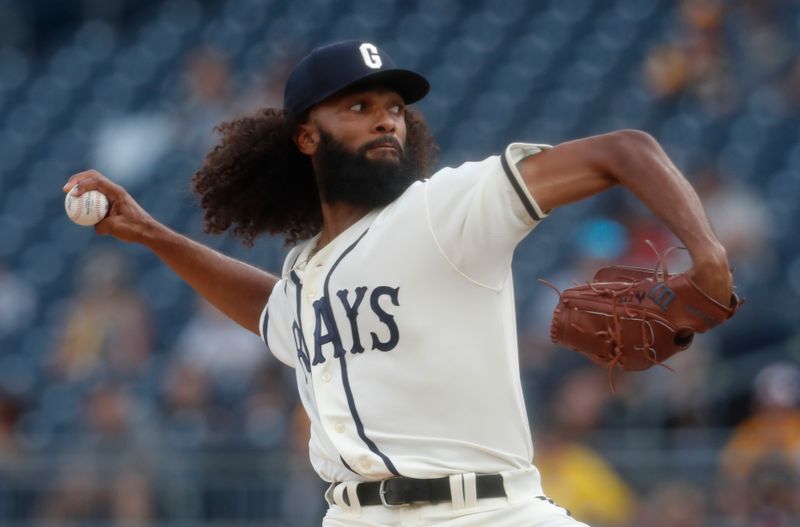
[500,151,542,221]
[261,308,271,355]
[323,228,401,477]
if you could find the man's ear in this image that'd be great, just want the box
[294,122,319,156]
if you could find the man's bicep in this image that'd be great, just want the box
[517,134,619,212]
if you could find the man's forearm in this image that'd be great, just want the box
[606,131,732,304]
[609,131,727,263]
[62,170,277,335]
[517,130,732,303]
[141,222,278,335]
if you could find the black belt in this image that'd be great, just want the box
[353,474,506,507]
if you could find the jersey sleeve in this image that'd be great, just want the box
[424,142,552,288]
[258,281,296,368]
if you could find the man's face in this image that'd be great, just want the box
[295,88,423,207]
[307,87,408,161]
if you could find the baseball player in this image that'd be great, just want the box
[64,41,734,526]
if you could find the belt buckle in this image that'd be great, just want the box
[379,478,409,508]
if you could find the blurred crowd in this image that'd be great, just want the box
[0,0,799,526]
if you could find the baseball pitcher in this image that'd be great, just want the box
[63,41,737,526]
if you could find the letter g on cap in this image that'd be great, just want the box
[359,43,382,69]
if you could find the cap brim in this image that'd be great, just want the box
[343,69,430,105]
[301,69,429,114]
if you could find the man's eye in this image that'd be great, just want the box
[389,105,402,114]
[350,103,364,112]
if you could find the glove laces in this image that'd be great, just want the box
[539,241,681,390]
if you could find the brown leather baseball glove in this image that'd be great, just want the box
[542,246,740,382]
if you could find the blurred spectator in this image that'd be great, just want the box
[172,298,266,394]
[694,164,775,285]
[535,368,634,527]
[157,358,293,522]
[243,361,291,450]
[0,392,33,520]
[685,31,737,116]
[51,247,153,381]
[716,361,800,527]
[235,45,299,116]
[731,0,793,88]
[680,0,725,32]
[780,55,800,112]
[622,335,718,429]
[0,392,26,469]
[0,262,37,338]
[635,481,709,527]
[643,44,692,99]
[90,46,235,185]
[91,112,174,186]
[36,383,157,525]
[643,0,739,115]
[155,359,217,522]
[173,46,235,152]
[280,403,327,527]
[160,359,217,447]
[619,216,679,269]
[572,218,629,263]
[744,455,800,527]
[717,453,800,527]
[720,362,800,481]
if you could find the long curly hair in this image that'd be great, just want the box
[192,107,439,246]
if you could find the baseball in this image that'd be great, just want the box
[64,185,109,226]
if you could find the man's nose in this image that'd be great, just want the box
[373,109,397,134]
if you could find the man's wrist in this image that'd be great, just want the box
[689,241,730,277]
[138,218,173,249]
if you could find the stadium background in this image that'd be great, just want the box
[0,0,799,525]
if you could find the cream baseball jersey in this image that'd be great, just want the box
[259,143,552,484]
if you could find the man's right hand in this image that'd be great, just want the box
[63,170,158,244]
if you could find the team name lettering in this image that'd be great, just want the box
[296,286,401,371]
[312,297,345,364]
[292,320,312,372]
[369,286,400,351]
[337,286,368,354]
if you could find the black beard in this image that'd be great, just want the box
[314,129,423,208]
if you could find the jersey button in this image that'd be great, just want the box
[334,422,345,434]
[320,371,332,383]
[358,459,371,471]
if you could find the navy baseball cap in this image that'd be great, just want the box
[283,40,429,115]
